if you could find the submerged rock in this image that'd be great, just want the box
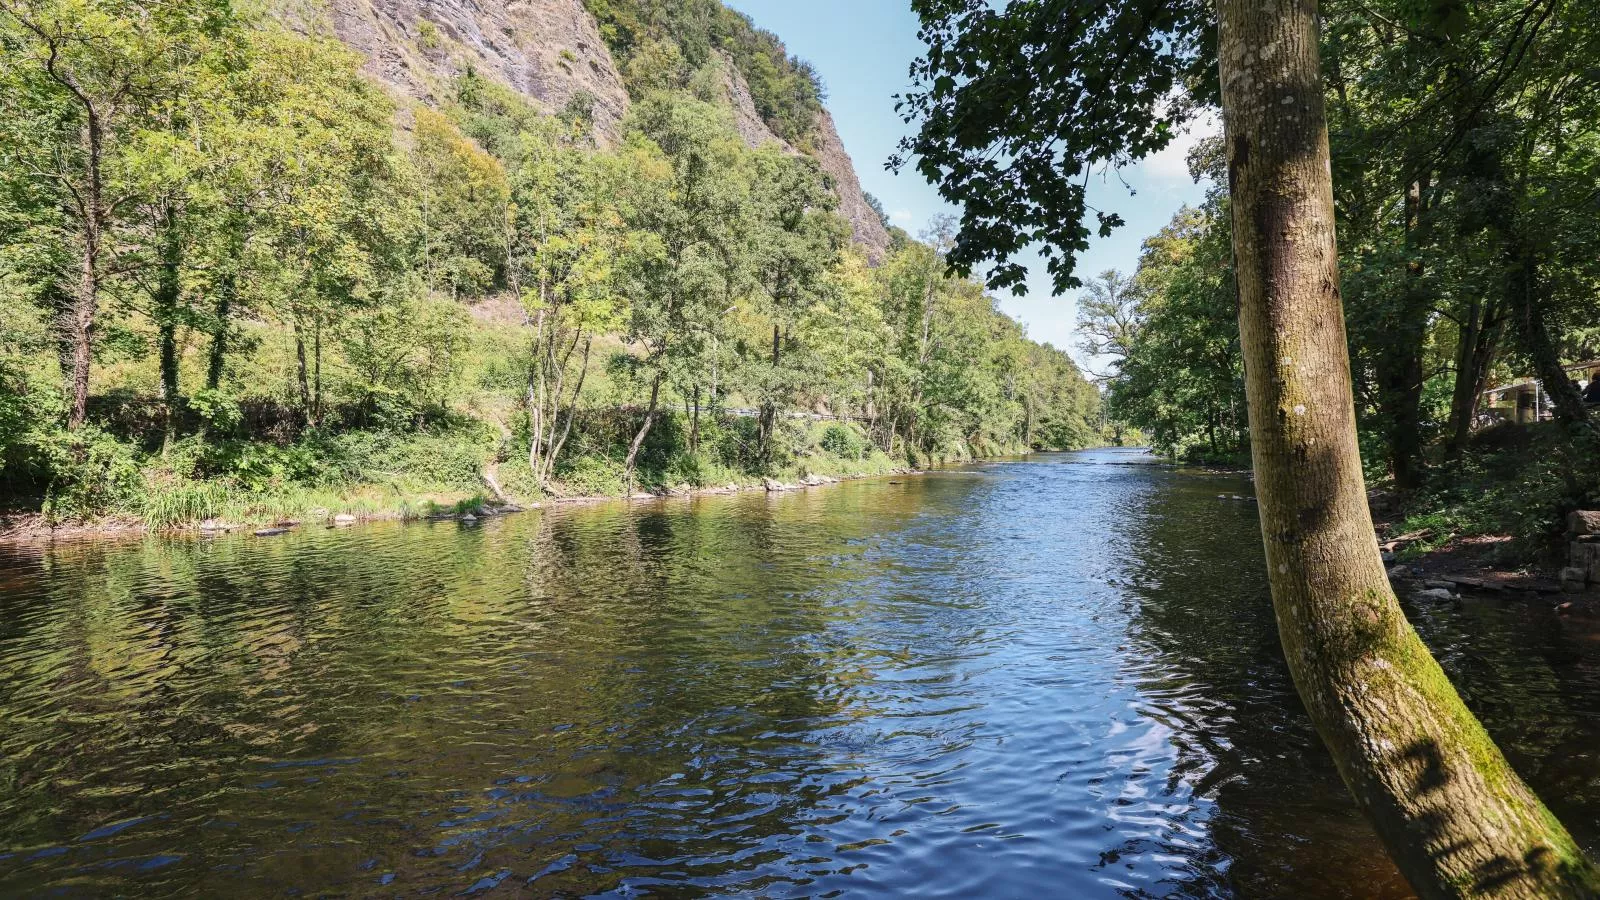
[1416,588,1455,602]
[1560,567,1587,593]
[253,528,290,537]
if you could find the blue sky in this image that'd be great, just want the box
[724,0,1214,364]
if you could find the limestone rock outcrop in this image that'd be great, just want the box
[318,0,630,144]
[310,0,889,258]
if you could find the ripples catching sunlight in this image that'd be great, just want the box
[1,449,1597,897]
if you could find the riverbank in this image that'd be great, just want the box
[1376,527,1600,616]
[0,451,948,544]
[1200,469,1600,616]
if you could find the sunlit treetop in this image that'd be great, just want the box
[893,0,1216,295]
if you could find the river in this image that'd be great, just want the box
[1,448,1596,897]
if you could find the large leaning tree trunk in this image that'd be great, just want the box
[1217,0,1599,896]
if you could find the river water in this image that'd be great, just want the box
[1,448,1597,898]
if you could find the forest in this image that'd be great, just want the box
[0,0,1102,529]
[1073,0,1600,563]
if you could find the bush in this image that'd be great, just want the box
[35,426,144,522]
[818,423,865,460]
[141,477,233,530]
[553,454,626,497]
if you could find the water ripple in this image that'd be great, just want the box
[1,449,1596,897]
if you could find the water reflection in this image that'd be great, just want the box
[0,449,1595,897]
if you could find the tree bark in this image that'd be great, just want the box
[206,273,233,391]
[623,369,664,495]
[1379,176,1430,493]
[1217,1,1599,896]
[312,314,323,425]
[60,68,108,431]
[294,319,312,425]
[527,305,548,475]
[759,324,781,461]
[689,390,701,456]
[1445,296,1503,454]
[1505,238,1586,426]
[541,337,591,488]
[154,206,183,440]
[68,238,98,431]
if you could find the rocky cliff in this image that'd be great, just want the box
[716,54,891,262]
[315,0,890,259]
[320,0,630,144]
[810,110,892,262]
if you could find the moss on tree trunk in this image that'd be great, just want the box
[1217,0,1600,895]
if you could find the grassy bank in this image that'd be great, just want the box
[2,415,1058,537]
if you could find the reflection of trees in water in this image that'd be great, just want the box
[1401,598,1600,855]
[0,489,927,895]
[507,489,931,894]
[1112,473,1600,897]
[1112,474,1413,899]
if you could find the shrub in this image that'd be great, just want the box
[35,426,144,522]
[553,454,626,497]
[819,423,864,460]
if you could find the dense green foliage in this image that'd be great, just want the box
[580,0,824,146]
[893,0,1214,293]
[907,0,1600,559]
[1080,0,1600,551]
[0,0,1099,527]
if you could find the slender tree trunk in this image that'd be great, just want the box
[206,273,233,391]
[689,390,701,456]
[1505,239,1586,425]
[548,329,582,446]
[68,240,97,431]
[1217,1,1598,896]
[623,369,664,495]
[155,207,183,442]
[1381,176,1431,493]
[541,337,591,488]
[65,103,109,432]
[1446,297,1504,453]
[294,318,312,426]
[527,306,548,474]
[312,314,323,425]
[1446,298,1483,452]
[759,324,781,461]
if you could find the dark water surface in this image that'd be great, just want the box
[2,448,1598,898]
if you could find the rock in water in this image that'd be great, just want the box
[1560,567,1587,593]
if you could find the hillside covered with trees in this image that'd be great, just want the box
[0,0,1101,529]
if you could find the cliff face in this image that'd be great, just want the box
[718,56,891,262]
[810,111,892,262]
[321,0,630,144]
[318,0,889,259]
